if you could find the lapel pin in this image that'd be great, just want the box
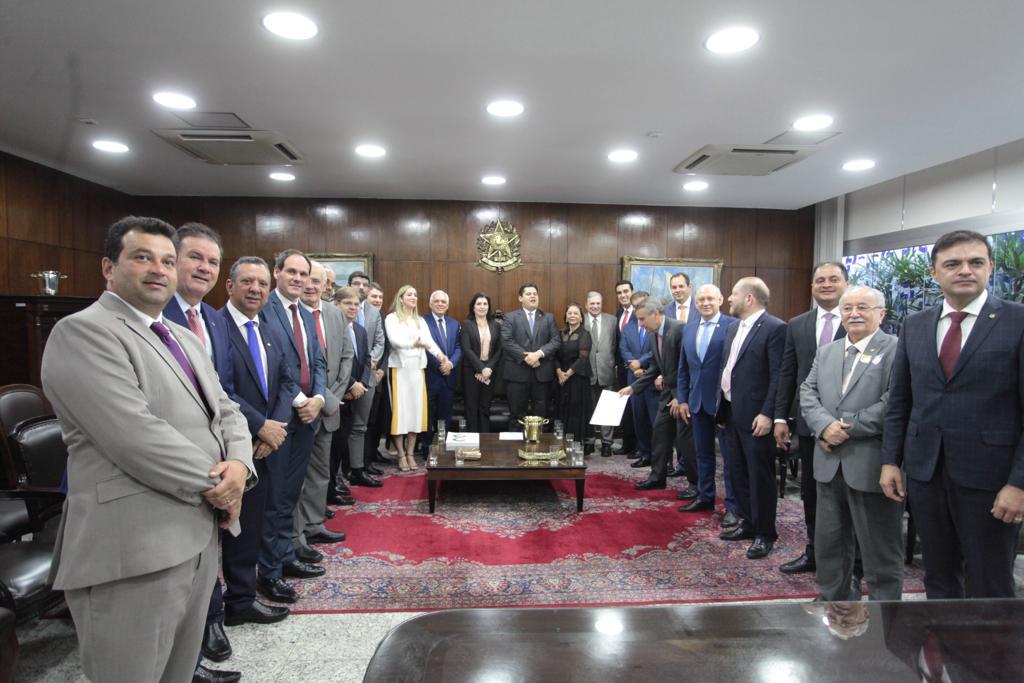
[989,313,996,319]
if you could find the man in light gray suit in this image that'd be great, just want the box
[800,285,903,601]
[41,216,253,683]
[585,291,617,456]
[294,262,354,559]
[348,270,386,468]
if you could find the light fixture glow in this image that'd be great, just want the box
[355,144,387,158]
[704,26,760,54]
[594,616,624,635]
[269,172,295,181]
[486,100,525,117]
[608,149,638,163]
[683,180,709,191]
[481,175,506,186]
[152,91,197,110]
[842,159,875,172]
[262,12,318,40]
[793,114,833,131]
[92,140,129,153]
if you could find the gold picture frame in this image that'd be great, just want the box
[308,253,374,287]
[621,256,723,305]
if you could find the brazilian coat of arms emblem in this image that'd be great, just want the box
[476,219,522,273]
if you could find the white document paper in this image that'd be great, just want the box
[590,389,630,426]
[447,432,480,448]
[499,432,523,441]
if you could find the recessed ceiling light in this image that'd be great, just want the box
[269,172,295,181]
[704,27,760,54]
[683,180,709,192]
[152,91,197,110]
[355,144,386,158]
[486,100,525,118]
[793,114,833,131]
[842,159,875,172]
[92,140,129,154]
[608,149,638,163]
[481,175,506,186]
[262,12,318,40]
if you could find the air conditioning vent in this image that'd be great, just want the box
[152,129,304,165]
[673,144,816,176]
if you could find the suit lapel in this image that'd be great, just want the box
[121,315,208,414]
[227,315,264,393]
[840,339,878,400]
[736,317,765,362]
[269,295,300,355]
[922,305,946,384]
[948,297,1001,381]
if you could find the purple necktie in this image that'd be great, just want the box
[818,312,835,347]
[151,321,209,412]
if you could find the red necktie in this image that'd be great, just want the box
[939,311,968,379]
[313,309,327,363]
[186,307,207,347]
[290,303,312,394]
[620,309,630,331]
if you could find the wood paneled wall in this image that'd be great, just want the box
[0,151,816,321]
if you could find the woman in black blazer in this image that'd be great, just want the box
[460,292,503,432]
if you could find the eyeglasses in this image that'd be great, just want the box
[840,304,883,314]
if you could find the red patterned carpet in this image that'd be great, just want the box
[289,456,924,613]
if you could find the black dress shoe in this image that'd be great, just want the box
[349,471,382,487]
[307,529,346,544]
[676,486,699,501]
[336,482,352,495]
[324,507,336,519]
[630,459,651,468]
[327,489,356,505]
[200,622,231,662]
[746,536,774,559]
[294,545,323,563]
[283,560,326,578]
[193,664,241,683]
[613,445,635,456]
[600,444,612,458]
[224,600,290,626]
[719,523,755,541]
[779,551,816,574]
[256,577,298,603]
[678,499,713,513]
[720,510,740,528]
[666,468,687,478]
[364,463,384,476]
[634,478,666,490]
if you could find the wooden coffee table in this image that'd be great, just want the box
[426,433,586,513]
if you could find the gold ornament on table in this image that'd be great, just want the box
[477,219,522,272]
[518,416,549,442]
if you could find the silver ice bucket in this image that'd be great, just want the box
[30,270,68,296]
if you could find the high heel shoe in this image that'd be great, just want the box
[406,454,418,470]
[398,455,410,472]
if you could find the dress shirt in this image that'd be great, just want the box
[300,300,330,356]
[108,292,163,329]
[619,306,633,331]
[524,308,544,356]
[721,308,765,402]
[841,329,880,395]
[675,298,691,323]
[814,304,842,346]
[273,289,324,407]
[435,316,447,349]
[936,289,988,353]
[174,292,214,359]
[226,302,268,379]
[696,312,721,360]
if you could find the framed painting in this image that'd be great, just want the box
[621,256,723,305]
[307,253,374,288]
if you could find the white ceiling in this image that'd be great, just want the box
[2,0,1024,209]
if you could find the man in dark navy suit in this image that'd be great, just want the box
[881,230,1024,598]
[773,262,848,575]
[501,283,561,426]
[423,290,461,443]
[217,257,294,633]
[716,277,787,559]
[677,284,739,523]
[613,280,637,455]
[620,291,658,467]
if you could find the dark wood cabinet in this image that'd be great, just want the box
[0,296,94,387]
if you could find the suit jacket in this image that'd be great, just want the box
[163,298,235,396]
[619,315,655,390]
[584,312,617,388]
[663,298,699,325]
[217,306,297,437]
[881,296,1024,491]
[263,291,328,429]
[630,318,684,410]
[424,314,462,391]
[500,308,560,382]
[677,313,737,415]
[360,301,385,387]
[775,308,846,435]
[718,312,787,425]
[346,321,372,393]
[313,303,355,432]
[41,292,253,590]
[801,331,897,492]
[460,318,502,375]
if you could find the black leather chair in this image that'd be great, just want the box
[0,606,18,682]
[0,385,54,543]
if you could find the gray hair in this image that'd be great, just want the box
[840,285,886,308]
[586,291,602,302]
[228,256,270,281]
[696,283,722,298]
[635,301,661,317]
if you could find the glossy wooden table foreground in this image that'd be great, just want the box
[425,434,586,513]
[364,599,1024,682]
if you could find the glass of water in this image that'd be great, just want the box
[437,419,446,443]
[549,445,561,467]
[553,420,564,440]
[428,445,439,467]
[457,417,467,432]
[454,449,465,467]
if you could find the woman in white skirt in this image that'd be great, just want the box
[385,285,449,471]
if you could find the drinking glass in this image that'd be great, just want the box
[565,433,574,448]
[427,445,439,467]
[554,423,564,440]
[549,445,561,467]
[454,449,465,467]
[437,419,447,444]
[457,417,467,432]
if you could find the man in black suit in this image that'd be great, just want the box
[773,262,848,575]
[717,277,787,559]
[618,302,684,490]
[881,230,1024,598]
[614,280,637,455]
[500,283,561,426]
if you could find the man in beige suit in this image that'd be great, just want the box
[41,216,253,683]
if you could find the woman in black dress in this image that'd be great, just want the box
[460,292,502,432]
[556,303,593,450]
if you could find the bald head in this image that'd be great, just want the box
[728,276,770,319]
[301,261,328,307]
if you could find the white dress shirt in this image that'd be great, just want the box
[675,297,691,323]
[936,289,988,353]
[814,304,842,345]
[841,329,880,395]
[272,289,324,406]
[721,308,765,402]
[226,301,268,379]
[174,292,214,359]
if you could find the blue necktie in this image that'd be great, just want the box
[528,312,535,335]
[245,321,268,399]
[358,303,365,327]
[697,320,712,361]
[639,327,646,347]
